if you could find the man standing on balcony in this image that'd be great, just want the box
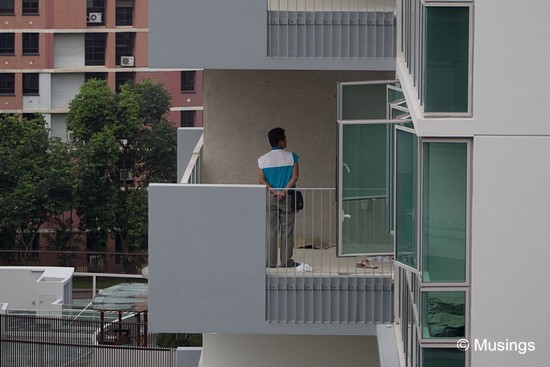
[258,127,300,268]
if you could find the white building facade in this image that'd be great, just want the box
[147,1,550,366]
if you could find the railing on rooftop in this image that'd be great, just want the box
[267,0,396,58]
[0,250,148,275]
[0,313,177,367]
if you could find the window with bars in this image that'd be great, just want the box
[23,73,39,95]
[87,0,105,13]
[116,0,133,26]
[115,72,135,91]
[181,71,196,92]
[85,33,106,66]
[180,111,195,127]
[0,73,15,94]
[85,72,107,82]
[0,0,14,15]
[115,32,134,65]
[0,33,15,55]
[22,33,39,55]
[22,112,42,120]
[22,0,39,15]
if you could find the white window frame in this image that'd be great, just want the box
[420,2,474,118]
[418,287,470,345]
[419,138,472,287]
[337,80,411,257]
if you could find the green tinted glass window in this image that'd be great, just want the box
[341,124,394,255]
[423,348,465,367]
[424,7,470,113]
[422,142,467,282]
[338,81,402,256]
[341,83,389,120]
[395,129,417,268]
[422,291,465,339]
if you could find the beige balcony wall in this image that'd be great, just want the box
[202,69,394,187]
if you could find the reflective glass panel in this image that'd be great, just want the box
[422,291,465,339]
[422,142,467,282]
[395,129,417,268]
[424,7,470,113]
[423,348,465,367]
[341,83,390,120]
[341,124,394,255]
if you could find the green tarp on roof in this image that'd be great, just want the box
[92,282,148,312]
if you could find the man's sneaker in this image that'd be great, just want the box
[282,260,300,268]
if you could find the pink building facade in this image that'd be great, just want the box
[0,0,203,131]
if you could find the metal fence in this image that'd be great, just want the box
[0,313,176,367]
[0,250,148,275]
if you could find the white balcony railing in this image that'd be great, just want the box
[267,0,396,58]
[180,133,203,184]
[265,188,393,323]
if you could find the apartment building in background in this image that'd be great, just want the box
[0,0,203,273]
[0,0,203,136]
[147,1,550,367]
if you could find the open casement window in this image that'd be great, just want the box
[337,81,411,256]
[395,126,419,269]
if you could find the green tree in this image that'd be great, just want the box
[46,210,83,267]
[0,114,75,263]
[156,333,202,348]
[67,79,176,272]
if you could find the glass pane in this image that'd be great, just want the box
[424,7,469,113]
[391,106,408,120]
[422,291,465,339]
[422,142,467,282]
[395,129,417,268]
[341,124,394,255]
[423,348,465,367]
[341,83,391,120]
[386,85,404,234]
[387,85,404,105]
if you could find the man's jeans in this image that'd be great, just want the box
[267,195,295,267]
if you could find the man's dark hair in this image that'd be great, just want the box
[268,127,286,147]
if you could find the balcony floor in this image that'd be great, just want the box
[266,246,393,276]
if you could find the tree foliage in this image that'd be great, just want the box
[67,79,176,268]
[0,114,75,256]
[156,333,202,348]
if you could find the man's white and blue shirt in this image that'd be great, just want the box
[258,147,299,189]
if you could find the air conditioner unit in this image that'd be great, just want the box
[88,12,102,23]
[119,170,134,181]
[120,56,135,67]
[66,131,75,143]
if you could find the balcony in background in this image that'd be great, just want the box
[149,0,396,71]
[268,0,395,59]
